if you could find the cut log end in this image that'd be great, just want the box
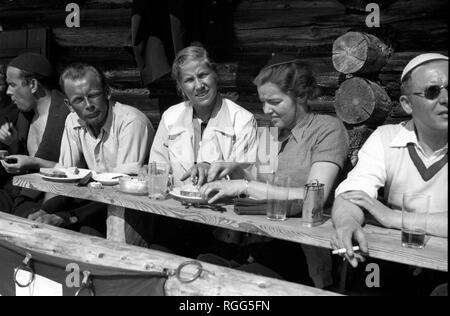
[333,31,392,74]
[332,31,368,74]
[335,77,392,125]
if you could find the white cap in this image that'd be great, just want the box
[401,53,448,82]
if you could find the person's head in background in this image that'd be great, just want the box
[0,64,8,107]
[59,63,110,136]
[254,55,320,132]
[400,53,448,135]
[171,46,220,115]
[6,53,56,112]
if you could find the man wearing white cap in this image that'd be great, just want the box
[331,53,448,268]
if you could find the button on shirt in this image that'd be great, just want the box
[59,102,154,173]
[335,120,448,213]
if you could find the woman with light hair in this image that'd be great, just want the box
[150,46,258,186]
[149,46,258,256]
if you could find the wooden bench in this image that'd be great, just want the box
[0,212,339,296]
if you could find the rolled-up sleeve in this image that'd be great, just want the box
[115,117,154,173]
[311,119,349,170]
[335,129,386,199]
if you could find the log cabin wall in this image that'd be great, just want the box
[0,0,448,129]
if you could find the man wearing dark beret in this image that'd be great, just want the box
[0,53,70,215]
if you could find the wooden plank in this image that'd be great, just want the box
[0,8,131,29]
[0,212,337,296]
[13,174,448,272]
[0,0,131,11]
[52,27,129,47]
[106,205,126,243]
[235,0,447,29]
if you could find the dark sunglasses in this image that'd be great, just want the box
[412,84,448,100]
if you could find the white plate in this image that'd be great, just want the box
[169,187,208,204]
[40,168,95,183]
[92,173,128,186]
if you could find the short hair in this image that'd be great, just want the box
[17,69,56,91]
[171,46,217,96]
[400,71,412,96]
[253,61,320,102]
[59,63,109,95]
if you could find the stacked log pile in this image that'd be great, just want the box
[0,0,448,128]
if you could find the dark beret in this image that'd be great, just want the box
[8,53,54,78]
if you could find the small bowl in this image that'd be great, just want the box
[118,176,148,195]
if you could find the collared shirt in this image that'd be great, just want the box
[261,112,349,189]
[336,120,448,213]
[59,102,155,173]
[149,98,258,185]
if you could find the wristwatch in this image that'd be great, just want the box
[68,213,79,225]
[60,211,78,226]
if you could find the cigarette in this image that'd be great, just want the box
[332,246,360,255]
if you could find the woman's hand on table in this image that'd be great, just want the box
[180,162,211,186]
[207,161,245,182]
[200,179,246,204]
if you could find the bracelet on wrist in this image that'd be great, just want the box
[243,179,250,196]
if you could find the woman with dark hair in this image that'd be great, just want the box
[200,54,349,288]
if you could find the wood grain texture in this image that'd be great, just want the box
[107,205,126,243]
[13,174,448,272]
[332,32,393,74]
[334,77,392,124]
[0,212,334,296]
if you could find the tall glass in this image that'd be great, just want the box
[148,162,170,200]
[401,193,430,248]
[266,174,290,221]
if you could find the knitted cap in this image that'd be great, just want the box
[8,53,54,78]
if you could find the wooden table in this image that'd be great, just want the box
[14,174,448,272]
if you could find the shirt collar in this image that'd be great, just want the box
[289,112,315,142]
[390,119,448,155]
[169,97,234,136]
[389,120,418,148]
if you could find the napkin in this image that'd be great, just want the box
[233,198,303,217]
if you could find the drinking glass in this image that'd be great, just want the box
[401,193,430,248]
[266,174,290,221]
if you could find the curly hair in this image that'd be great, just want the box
[253,60,321,102]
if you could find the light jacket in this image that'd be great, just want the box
[150,98,258,185]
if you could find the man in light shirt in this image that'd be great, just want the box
[28,63,155,246]
[331,53,448,268]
